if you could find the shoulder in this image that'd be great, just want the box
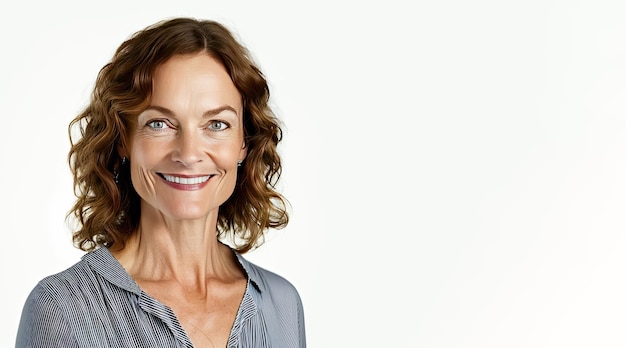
[18,256,99,324]
[237,254,302,304]
[17,248,142,346]
[235,255,307,346]
[18,247,134,321]
[16,261,92,347]
[29,258,94,301]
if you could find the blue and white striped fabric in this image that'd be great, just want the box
[16,247,306,347]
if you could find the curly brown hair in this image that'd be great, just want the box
[67,17,288,253]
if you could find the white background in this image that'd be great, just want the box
[1,0,626,347]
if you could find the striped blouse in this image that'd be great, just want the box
[16,247,306,347]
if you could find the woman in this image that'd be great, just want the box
[16,17,305,348]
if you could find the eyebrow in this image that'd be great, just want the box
[144,105,238,117]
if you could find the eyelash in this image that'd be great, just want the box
[145,119,230,132]
[207,120,230,131]
[146,119,171,131]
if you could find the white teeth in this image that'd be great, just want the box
[162,174,211,185]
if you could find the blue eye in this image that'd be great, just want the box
[148,120,168,129]
[208,121,229,131]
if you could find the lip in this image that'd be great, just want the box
[158,173,214,191]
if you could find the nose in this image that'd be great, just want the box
[171,129,203,167]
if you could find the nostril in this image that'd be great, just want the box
[170,133,204,166]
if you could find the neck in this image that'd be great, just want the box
[111,208,240,287]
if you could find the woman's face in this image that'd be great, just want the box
[129,53,246,221]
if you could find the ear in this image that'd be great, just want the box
[238,142,247,162]
[116,143,129,161]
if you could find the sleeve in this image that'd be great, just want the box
[296,291,306,348]
[16,284,78,348]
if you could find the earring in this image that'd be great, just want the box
[114,157,128,184]
[237,160,243,167]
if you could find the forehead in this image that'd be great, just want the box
[150,53,242,110]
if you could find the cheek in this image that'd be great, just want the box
[130,146,149,173]
[130,137,164,165]
[211,142,244,168]
[129,140,161,189]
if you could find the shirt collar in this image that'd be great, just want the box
[233,251,265,293]
[83,246,265,294]
[82,246,142,295]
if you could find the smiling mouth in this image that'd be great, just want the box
[159,174,213,185]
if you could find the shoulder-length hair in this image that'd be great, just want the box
[68,17,288,253]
